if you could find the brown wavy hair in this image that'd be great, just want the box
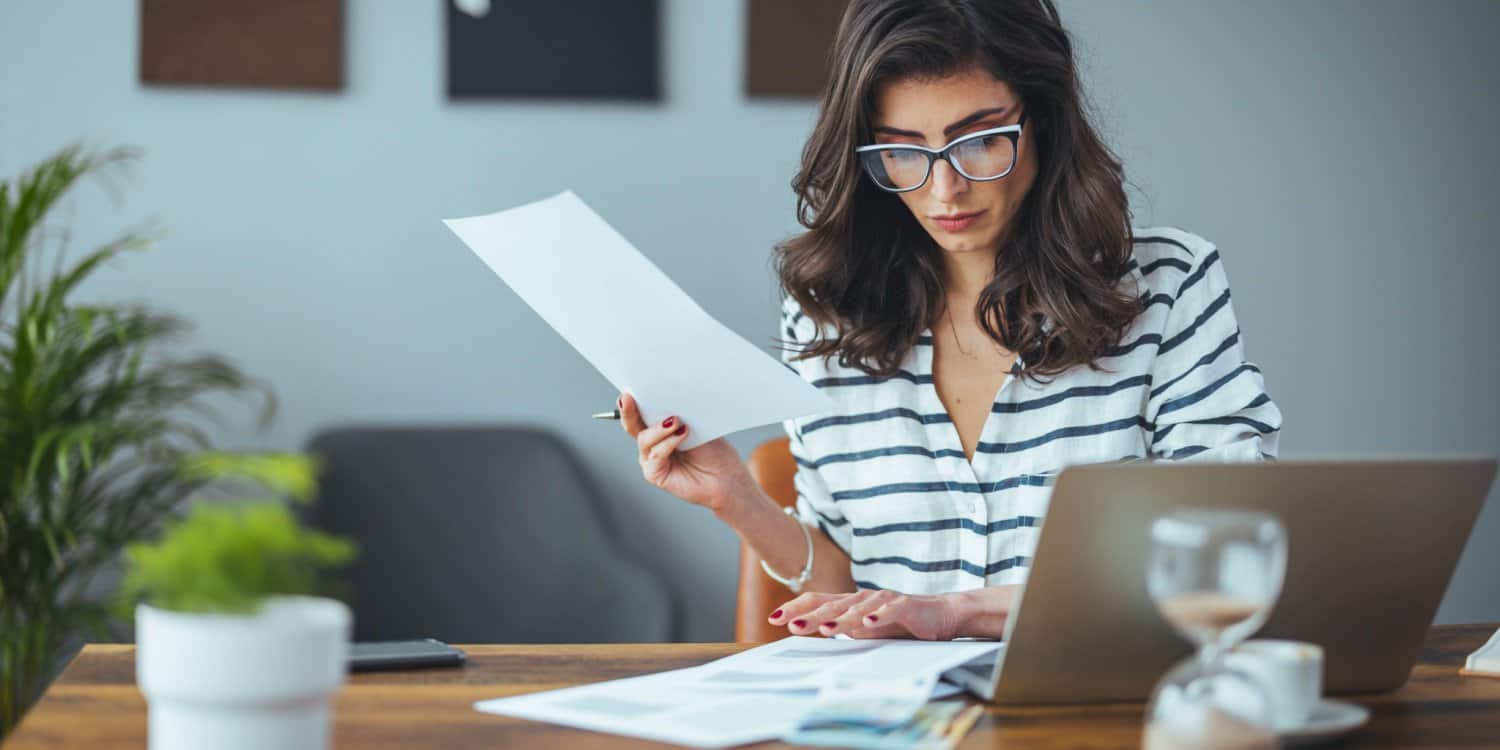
[774,0,1140,381]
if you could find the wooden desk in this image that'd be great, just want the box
[7,624,1498,748]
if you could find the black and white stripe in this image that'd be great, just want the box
[780,227,1282,594]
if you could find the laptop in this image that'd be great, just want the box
[943,458,1497,704]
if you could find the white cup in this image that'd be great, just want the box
[1223,639,1323,730]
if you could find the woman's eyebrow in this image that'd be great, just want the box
[941,106,1011,137]
[872,106,1013,141]
[872,125,925,139]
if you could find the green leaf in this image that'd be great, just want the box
[176,453,321,503]
[118,503,354,614]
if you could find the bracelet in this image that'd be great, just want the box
[760,506,814,593]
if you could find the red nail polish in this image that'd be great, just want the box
[791,619,806,629]
[770,609,783,619]
[674,425,686,436]
[865,615,879,623]
[662,417,676,429]
[821,621,838,631]
[617,395,623,408]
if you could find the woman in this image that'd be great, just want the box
[617,0,1280,640]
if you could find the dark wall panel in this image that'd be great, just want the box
[447,0,660,101]
[139,0,343,91]
[746,0,849,98]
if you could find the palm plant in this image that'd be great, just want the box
[0,145,273,735]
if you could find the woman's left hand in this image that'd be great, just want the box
[766,587,1018,640]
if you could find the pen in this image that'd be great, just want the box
[592,409,621,420]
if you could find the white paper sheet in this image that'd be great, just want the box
[474,665,812,748]
[687,636,1003,692]
[443,191,833,449]
[473,637,993,747]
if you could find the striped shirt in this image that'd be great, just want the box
[779,227,1282,594]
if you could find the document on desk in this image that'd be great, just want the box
[683,635,1002,692]
[473,637,995,747]
[476,665,811,748]
[443,191,833,449]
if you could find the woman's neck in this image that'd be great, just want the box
[942,247,998,314]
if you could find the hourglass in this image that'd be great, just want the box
[1142,509,1288,750]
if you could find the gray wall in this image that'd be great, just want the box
[1,1,1495,641]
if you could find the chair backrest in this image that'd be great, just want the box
[736,436,798,642]
[304,425,674,644]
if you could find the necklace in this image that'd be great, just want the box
[946,308,979,360]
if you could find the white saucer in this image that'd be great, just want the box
[1278,699,1370,745]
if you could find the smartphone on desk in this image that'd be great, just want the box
[349,639,466,672]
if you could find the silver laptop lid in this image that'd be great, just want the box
[977,458,1494,704]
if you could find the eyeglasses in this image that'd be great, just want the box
[854,110,1027,193]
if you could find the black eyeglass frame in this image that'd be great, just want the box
[854,110,1029,194]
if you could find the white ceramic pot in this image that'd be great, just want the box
[136,596,351,750]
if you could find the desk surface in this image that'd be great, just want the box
[6,624,1499,748]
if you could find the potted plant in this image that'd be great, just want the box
[0,145,275,736]
[121,452,355,750]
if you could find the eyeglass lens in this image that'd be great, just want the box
[862,133,1017,191]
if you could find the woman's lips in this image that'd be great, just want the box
[930,210,984,232]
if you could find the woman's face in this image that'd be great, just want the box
[869,64,1037,258]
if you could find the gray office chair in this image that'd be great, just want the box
[303,426,673,643]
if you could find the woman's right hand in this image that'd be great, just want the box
[617,392,755,515]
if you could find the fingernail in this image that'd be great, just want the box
[617,395,623,408]
[662,417,676,429]
[770,609,783,620]
[821,621,838,631]
[791,619,806,629]
[865,615,879,624]
[674,425,686,436]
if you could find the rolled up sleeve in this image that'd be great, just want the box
[1146,247,1282,462]
[778,295,853,554]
